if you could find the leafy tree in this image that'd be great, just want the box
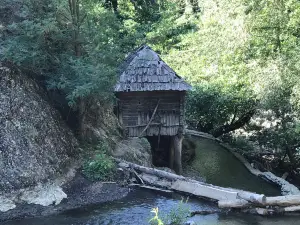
[1,0,136,138]
[186,83,256,137]
[1,0,300,171]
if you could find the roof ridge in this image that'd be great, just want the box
[115,45,192,92]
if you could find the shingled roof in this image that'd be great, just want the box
[114,45,192,92]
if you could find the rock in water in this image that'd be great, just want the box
[0,66,78,195]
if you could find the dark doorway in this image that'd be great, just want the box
[146,135,172,167]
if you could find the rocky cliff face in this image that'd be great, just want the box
[0,66,78,195]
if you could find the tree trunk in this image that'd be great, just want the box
[78,98,86,141]
[286,147,298,169]
[211,109,256,137]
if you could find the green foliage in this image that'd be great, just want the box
[149,208,164,225]
[149,198,190,225]
[2,0,300,166]
[165,198,190,225]
[82,142,115,181]
[227,136,255,152]
[186,83,256,133]
[1,0,132,107]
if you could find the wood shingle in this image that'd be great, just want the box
[115,45,192,92]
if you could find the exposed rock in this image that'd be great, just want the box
[0,174,129,222]
[82,97,122,144]
[20,184,67,206]
[113,137,152,167]
[0,66,78,194]
[0,197,16,212]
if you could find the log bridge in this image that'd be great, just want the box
[116,159,300,216]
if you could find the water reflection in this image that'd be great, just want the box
[2,189,300,225]
[185,137,280,196]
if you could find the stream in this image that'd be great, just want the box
[2,137,299,225]
[183,137,281,196]
[3,189,300,225]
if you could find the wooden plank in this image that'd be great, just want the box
[171,180,238,201]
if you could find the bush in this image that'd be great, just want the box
[166,198,190,225]
[82,142,115,181]
[228,136,255,152]
[149,198,190,225]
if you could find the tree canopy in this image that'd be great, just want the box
[1,0,300,167]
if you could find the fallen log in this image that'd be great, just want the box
[242,207,278,216]
[218,199,250,209]
[139,173,172,188]
[115,158,300,216]
[116,159,186,181]
[237,192,266,204]
[265,195,300,207]
[284,205,300,212]
[132,169,144,184]
[242,205,300,215]
[171,180,237,201]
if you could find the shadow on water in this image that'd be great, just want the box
[184,137,280,196]
[1,190,217,225]
[2,189,300,225]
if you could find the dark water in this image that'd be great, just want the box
[184,137,280,196]
[3,189,300,225]
[1,137,293,225]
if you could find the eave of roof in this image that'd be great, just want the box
[115,45,192,92]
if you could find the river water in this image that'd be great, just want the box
[184,137,280,196]
[2,137,299,225]
[3,189,300,225]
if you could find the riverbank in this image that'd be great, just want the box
[185,129,300,196]
[3,188,300,225]
[0,173,129,222]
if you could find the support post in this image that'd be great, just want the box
[169,136,175,170]
[173,130,183,175]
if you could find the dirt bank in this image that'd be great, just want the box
[0,174,129,222]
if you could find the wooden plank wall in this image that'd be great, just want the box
[117,91,185,137]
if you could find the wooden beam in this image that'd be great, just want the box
[139,100,160,137]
